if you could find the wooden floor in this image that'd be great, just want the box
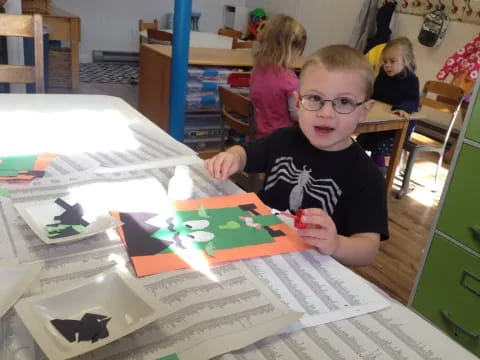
[50,82,449,305]
[351,154,448,304]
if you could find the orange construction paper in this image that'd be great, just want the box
[0,153,57,181]
[112,192,311,276]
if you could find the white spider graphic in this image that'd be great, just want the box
[264,157,342,214]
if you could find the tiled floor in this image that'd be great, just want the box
[49,82,139,109]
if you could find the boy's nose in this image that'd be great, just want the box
[316,101,336,117]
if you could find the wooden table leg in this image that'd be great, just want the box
[386,121,408,196]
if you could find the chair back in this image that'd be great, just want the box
[139,19,159,44]
[0,13,44,92]
[146,29,173,44]
[139,19,158,31]
[219,86,260,192]
[420,80,464,151]
[219,86,256,150]
[217,27,242,39]
[232,38,254,49]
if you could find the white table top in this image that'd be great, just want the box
[0,94,196,167]
[0,94,475,360]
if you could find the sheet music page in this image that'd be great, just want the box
[242,250,390,332]
[215,301,478,360]
[1,254,300,360]
[57,121,196,169]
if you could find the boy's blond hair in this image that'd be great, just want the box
[253,14,307,70]
[300,45,375,98]
[382,37,416,74]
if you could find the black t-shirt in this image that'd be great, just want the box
[241,127,389,240]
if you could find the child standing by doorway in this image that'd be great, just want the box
[356,37,420,173]
[250,14,307,138]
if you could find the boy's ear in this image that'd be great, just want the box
[364,99,375,111]
[358,99,375,122]
[293,91,301,109]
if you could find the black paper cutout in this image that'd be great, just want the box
[119,212,173,257]
[51,313,111,343]
[238,203,261,216]
[18,170,46,177]
[45,198,90,238]
[53,198,89,226]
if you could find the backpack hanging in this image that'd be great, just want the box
[418,2,449,47]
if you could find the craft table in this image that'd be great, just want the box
[0,94,474,360]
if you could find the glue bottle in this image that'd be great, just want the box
[168,165,193,200]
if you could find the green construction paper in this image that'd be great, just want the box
[205,241,216,257]
[0,169,20,176]
[0,188,10,197]
[156,354,180,360]
[219,220,240,230]
[152,207,281,253]
[45,224,71,233]
[197,204,209,218]
[72,225,87,233]
[0,155,37,172]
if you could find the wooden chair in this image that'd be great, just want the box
[139,19,159,44]
[217,27,242,39]
[219,86,261,192]
[0,13,44,93]
[146,29,173,44]
[232,38,254,49]
[396,81,464,199]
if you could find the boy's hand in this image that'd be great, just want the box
[296,208,338,256]
[204,151,242,180]
[392,109,411,121]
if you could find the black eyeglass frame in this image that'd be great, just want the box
[298,95,369,115]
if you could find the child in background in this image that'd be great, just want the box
[356,37,420,173]
[249,14,307,138]
[206,45,388,266]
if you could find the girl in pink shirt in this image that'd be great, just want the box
[250,14,307,138]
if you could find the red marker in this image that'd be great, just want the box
[294,209,307,229]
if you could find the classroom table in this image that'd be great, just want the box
[360,101,425,195]
[0,94,474,360]
[140,29,234,49]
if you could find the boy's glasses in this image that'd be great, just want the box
[299,94,367,114]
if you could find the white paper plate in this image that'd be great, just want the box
[14,198,122,244]
[0,260,43,318]
[14,266,165,360]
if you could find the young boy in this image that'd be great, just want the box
[205,45,389,266]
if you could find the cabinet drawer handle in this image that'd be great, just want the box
[471,225,480,240]
[441,310,479,339]
[461,270,480,297]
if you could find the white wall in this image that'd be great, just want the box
[392,13,480,87]
[245,0,364,56]
[52,0,246,63]
[247,0,480,87]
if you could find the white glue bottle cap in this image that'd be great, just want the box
[168,165,193,200]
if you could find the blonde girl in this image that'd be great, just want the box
[249,14,307,138]
[357,37,420,172]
